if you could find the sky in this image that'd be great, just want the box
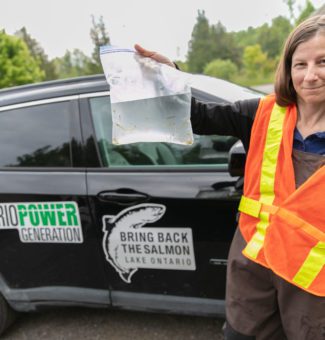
[0,0,324,61]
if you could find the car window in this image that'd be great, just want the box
[90,96,238,168]
[0,101,73,167]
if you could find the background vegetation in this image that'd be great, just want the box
[0,0,318,89]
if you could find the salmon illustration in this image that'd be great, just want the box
[102,203,166,283]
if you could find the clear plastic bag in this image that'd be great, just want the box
[100,46,193,145]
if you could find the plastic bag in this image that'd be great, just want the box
[100,46,193,145]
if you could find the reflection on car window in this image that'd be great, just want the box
[0,102,72,167]
[90,96,238,167]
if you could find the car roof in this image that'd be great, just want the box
[0,75,109,107]
[189,74,264,102]
[0,74,263,108]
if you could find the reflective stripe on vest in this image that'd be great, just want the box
[242,102,286,259]
[292,242,325,289]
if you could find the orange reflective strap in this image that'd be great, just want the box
[261,204,278,215]
[275,208,325,243]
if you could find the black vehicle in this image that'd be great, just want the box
[0,74,261,334]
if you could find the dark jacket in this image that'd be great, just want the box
[190,97,260,152]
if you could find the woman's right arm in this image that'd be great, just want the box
[191,97,259,152]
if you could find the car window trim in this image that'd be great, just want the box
[79,96,104,167]
[0,167,87,172]
[79,91,110,99]
[0,95,79,112]
[85,165,229,173]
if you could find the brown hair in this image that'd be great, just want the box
[274,15,325,107]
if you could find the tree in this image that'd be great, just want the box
[242,44,268,79]
[53,49,93,79]
[187,10,214,73]
[88,15,110,74]
[296,0,315,25]
[54,16,111,78]
[15,27,57,80]
[210,22,242,67]
[0,30,44,88]
[203,59,238,81]
[284,0,297,23]
[257,16,292,58]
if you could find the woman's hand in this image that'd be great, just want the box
[134,44,176,69]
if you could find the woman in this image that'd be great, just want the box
[135,14,325,340]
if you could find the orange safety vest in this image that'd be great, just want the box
[238,94,325,296]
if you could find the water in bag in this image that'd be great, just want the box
[100,46,193,145]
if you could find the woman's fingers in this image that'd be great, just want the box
[134,44,156,57]
[134,44,176,68]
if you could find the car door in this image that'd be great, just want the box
[82,92,241,316]
[0,97,109,308]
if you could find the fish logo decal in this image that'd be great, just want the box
[102,203,166,283]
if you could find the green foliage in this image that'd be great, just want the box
[230,44,278,86]
[210,22,242,67]
[187,10,214,73]
[180,2,317,86]
[52,49,93,79]
[15,27,58,80]
[257,16,292,58]
[0,30,44,88]
[233,16,292,59]
[233,27,259,49]
[52,15,110,78]
[203,59,238,81]
[284,0,296,23]
[296,0,315,25]
[242,44,268,78]
[187,11,243,74]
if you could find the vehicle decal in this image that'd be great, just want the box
[102,203,196,283]
[0,202,83,243]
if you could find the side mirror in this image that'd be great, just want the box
[228,141,246,177]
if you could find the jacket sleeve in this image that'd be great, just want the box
[190,97,260,152]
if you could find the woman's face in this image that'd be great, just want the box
[291,33,325,106]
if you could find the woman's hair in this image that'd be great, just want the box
[274,14,325,106]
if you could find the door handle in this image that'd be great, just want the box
[97,188,150,205]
